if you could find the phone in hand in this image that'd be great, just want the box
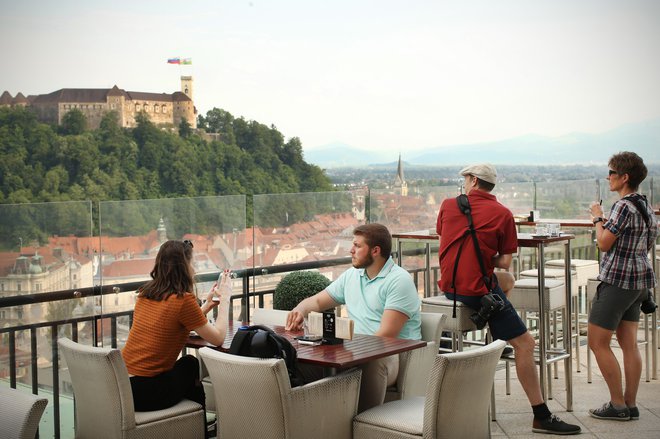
[211,271,224,302]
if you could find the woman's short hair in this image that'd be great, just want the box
[609,151,648,190]
[139,240,195,300]
[354,223,392,258]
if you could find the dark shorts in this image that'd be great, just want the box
[445,286,528,341]
[588,281,646,331]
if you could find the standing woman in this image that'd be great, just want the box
[122,239,231,416]
[588,151,657,421]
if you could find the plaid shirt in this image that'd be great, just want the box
[599,193,658,290]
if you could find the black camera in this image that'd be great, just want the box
[641,290,657,315]
[470,293,505,329]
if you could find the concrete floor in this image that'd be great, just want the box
[491,333,660,438]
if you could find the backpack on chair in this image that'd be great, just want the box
[229,324,304,387]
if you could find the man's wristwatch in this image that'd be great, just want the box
[593,217,604,225]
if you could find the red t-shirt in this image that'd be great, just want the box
[436,190,518,296]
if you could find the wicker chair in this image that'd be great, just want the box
[385,312,447,402]
[0,386,48,439]
[58,337,205,439]
[353,340,505,439]
[199,347,361,439]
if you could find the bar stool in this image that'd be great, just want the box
[421,294,499,420]
[508,278,571,400]
[585,277,651,383]
[421,294,479,352]
[546,259,600,350]
[519,268,581,372]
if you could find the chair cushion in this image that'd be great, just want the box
[421,295,476,332]
[545,259,599,285]
[134,399,203,425]
[508,278,565,311]
[519,268,573,279]
[354,397,424,436]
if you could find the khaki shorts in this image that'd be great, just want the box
[588,282,646,331]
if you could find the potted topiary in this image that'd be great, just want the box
[273,271,331,311]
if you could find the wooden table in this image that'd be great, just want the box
[518,233,574,410]
[187,322,427,370]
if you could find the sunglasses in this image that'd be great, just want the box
[183,239,194,249]
[608,170,619,176]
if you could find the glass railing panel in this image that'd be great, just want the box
[98,195,247,341]
[535,179,599,220]
[0,200,93,438]
[369,185,457,235]
[368,186,457,296]
[252,190,366,313]
[493,181,536,217]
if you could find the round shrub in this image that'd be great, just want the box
[273,271,331,311]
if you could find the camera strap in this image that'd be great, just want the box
[449,194,494,318]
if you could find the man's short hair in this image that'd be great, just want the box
[609,151,648,190]
[354,223,392,258]
[475,178,495,192]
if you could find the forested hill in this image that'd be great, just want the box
[0,106,333,204]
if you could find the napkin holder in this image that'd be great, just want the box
[308,311,354,345]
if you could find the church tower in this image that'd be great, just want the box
[181,76,194,100]
[394,154,408,196]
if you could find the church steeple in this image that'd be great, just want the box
[394,154,408,196]
[157,217,167,243]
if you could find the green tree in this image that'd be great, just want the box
[178,117,192,138]
[61,109,87,135]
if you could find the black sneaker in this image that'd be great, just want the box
[628,406,639,420]
[532,414,581,435]
[589,402,630,421]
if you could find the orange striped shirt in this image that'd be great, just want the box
[122,293,208,377]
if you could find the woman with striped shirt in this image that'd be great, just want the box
[588,152,657,421]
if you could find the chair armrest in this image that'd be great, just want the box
[288,368,361,439]
[397,341,436,399]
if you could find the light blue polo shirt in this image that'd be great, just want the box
[326,257,421,340]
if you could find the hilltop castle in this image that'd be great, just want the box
[0,76,196,129]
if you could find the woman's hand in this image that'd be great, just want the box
[589,201,604,219]
[203,270,232,312]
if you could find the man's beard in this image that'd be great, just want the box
[352,253,374,269]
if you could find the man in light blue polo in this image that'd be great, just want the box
[286,223,421,412]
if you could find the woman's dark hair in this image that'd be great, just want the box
[138,240,195,300]
[609,151,648,190]
[354,223,392,258]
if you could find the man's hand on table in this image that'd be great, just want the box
[285,308,304,331]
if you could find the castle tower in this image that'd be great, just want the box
[181,76,194,100]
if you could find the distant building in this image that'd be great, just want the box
[394,153,408,196]
[0,76,196,129]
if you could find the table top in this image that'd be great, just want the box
[517,232,575,247]
[393,230,575,247]
[392,230,438,240]
[187,322,427,369]
[516,219,594,227]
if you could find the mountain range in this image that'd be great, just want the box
[303,119,660,168]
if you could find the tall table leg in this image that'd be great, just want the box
[564,240,574,411]
[538,243,547,402]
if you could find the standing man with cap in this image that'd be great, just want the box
[436,163,581,435]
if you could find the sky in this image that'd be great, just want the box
[1,0,660,155]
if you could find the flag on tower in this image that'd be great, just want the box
[167,57,180,64]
